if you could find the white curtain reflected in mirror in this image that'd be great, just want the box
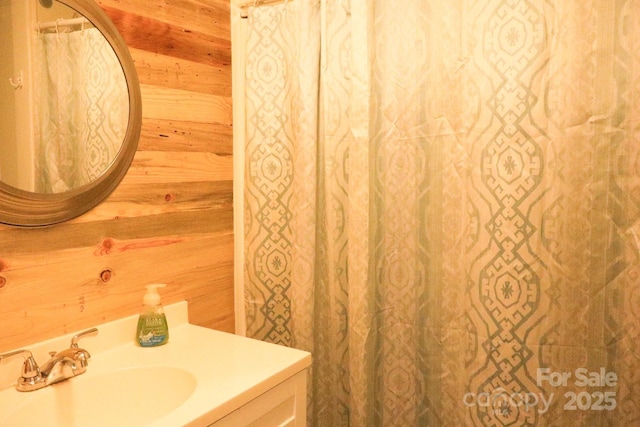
[34,22,127,193]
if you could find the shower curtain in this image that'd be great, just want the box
[34,27,128,193]
[242,0,640,425]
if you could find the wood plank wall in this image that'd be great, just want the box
[0,0,234,353]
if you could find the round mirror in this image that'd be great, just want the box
[0,0,141,226]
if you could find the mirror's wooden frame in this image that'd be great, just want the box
[0,0,141,227]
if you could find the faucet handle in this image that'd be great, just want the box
[0,349,44,390]
[67,327,98,372]
[70,327,98,348]
[0,349,41,379]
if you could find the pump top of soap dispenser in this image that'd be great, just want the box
[143,284,166,306]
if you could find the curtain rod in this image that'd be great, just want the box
[37,17,90,32]
[239,0,291,18]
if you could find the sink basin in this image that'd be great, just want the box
[1,366,196,427]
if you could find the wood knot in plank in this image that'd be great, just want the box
[98,238,115,255]
[100,269,113,283]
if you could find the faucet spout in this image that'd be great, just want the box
[40,355,77,386]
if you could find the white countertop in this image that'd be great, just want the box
[0,302,311,426]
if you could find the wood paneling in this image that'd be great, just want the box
[0,0,234,352]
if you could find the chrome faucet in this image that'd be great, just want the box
[0,328,98,392]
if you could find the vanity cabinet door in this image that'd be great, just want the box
[210,370,307,427]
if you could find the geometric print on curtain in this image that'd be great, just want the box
[242,0,640,425]
[243,2,301,344]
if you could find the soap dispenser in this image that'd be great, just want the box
[136,284,169,347]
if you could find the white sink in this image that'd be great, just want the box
[2,366,196,427]
[0,301,311,426]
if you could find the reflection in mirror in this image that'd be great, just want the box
[0,0,128,194]
[0,0,141,226]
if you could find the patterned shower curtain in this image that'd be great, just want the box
[242,0,640,425]
[34,27,128,193]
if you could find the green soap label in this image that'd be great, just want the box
[137,314,168,347]
[144,317,165,327]
[139,332,167,347]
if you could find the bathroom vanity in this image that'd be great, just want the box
[0,302,311,426]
